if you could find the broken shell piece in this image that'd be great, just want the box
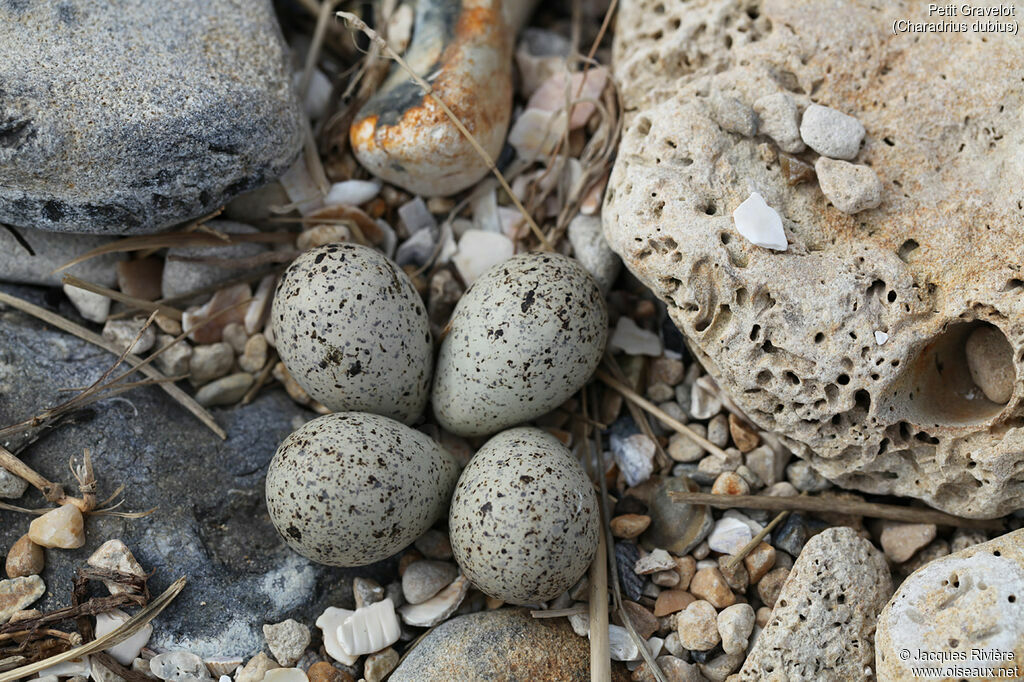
[452,230,515,285]
[527,67,609,130]
[28,503,85,549]
[263,669,307,682]
[350,0,513,196]
[278,159,324,216]
[732,192,787,251]
[244,275,277,335]
[507,108,567,161]
[87,539,146,595]
[315,607,357,666]
[324,180,380,207]
[337,598,401,657]
[183,283,252,344]
[95,609,152,665]
[398,574,469,627]
[874,331,889,345]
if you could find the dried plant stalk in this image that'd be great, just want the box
[61,275,183,320]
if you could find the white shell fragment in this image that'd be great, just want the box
[337,598,401,657]
[324,180,380,207]
[263,669,308,682]
[874,330,889,345]
[732,192,787,251]
[608,624,639,661]
[95,609,152,665]
[398,574,470,627]
[315,607,356,665]
[37,658,91,679]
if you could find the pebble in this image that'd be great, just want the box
[324,181,381,207]
[699,651,744,681]
[879,522,937,563]
[780,153,816,184]
[635,548,677,575]
[236,653,281,682]
[353,577,385,610]
[814,158,883,214]
[605,506,651,538]
[773,551,795,571]
[195,373,253,407]
[245,275,277,335]
[28,503,85,549]
[263,670,306,682]
[63,285,110,323]
[363,648,398,682]
[874,330,889,345]
[743,542,777,584]
[675,556,696,591]
[707,517,752,555]
[508,108,567,161]
[87,539,146,595]
[753,92,804,153]
[154,335,192,377]
[610,433,656,487]
[0,575,45,623]
[263,619,311,667]
[101,318,156,355]
[772,512,813,558]
[304,662,352,682]
[566,214,621,295]
[614,600,660,640]
[394,227,437,268]
[950,528,988,553]
[0,468,29,499]
[183,283,252,344]
[756,567,790,608]
[652,569,680,587]
[799,103,865,160]
[689,567,736,609]
[765,481,798,497]
[5,535,43,578]
[398,575,469,627]
[727,415,760,453]
[239,334,268,373]
[690,377,724,420]
[609,316,663,357]
[615,542,645,602]
[189,343,234,385]
[668,426,707,463]
[654,589,696,617]
[676,600,720,651]
[744,445,787,487]
[716,604,754,655]
[633,655,704,682]
[116,258,163,301]
[296,225,350,252]
[203,660,242,678]
[451,230,514,285]
[708,92,758,136]
[755,606,772,629]
[150,652,212,682]
[716,556,749,593]
[222,323,248,354]
[650,357,685,387]
[706,414,729,448]
[413,530,453,561]
[645,477,713,556]
[96,609,152,665]
[527,67,609,130]
[965,325,1015,403]
[162,223,266,299]
[402,561,458,605]
[732,192,787,251]
[711,472,750,496]
[785,460,831,492]
[896,538,950,577]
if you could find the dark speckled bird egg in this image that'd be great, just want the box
[266,412,460,567]
[431,252,608,437]
[448,427,599,604]
[272,243,432,424]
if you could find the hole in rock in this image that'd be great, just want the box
[886,321,1011,426]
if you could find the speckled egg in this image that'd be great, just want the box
[432,252,608,436]
[449,427,599,604]
[272,243,432,424]
[266,412,459,567]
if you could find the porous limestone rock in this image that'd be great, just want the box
[0,0,302,234]
[606,0,1024,517]
[875,528,1024,682]
[737,527,892,680]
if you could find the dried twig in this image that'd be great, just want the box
[721,510,789,571]
[667,492,1004,530]
[336,11,554,251]
[61,275,183,320]
[602,355,670,471]
[530,605,588,619]
[588,532,612,682]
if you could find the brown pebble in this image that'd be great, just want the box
[879,522,937,563]
[675,555,696,591]
[653,589,695,617]
[398,550,423,577]
[710,471,750,496]
[116,257,163,301]
[755,606,773,628]
[689,567,736,609]
[728,414,760,453]
[649,357,685,386]
[651,569,680,588]
[717,556,749,593]
[610,513,651,540]
[780,153,815,184]
[5,535,44,578]
[757,567,790,607]
[613,600,659,639]
[306,661,354,682]
[743,542,777,584]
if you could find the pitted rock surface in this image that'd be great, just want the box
[0,0,302,234]
[605,0,1024,517]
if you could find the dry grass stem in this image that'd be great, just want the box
[667,492,1004,530]
[601,355,671,471]
[61,275,183,320]
[530,605,588,619]
[721,510,789,571]
[588,532,612,682]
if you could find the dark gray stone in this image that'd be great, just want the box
[0,286,398,656]
[0,0,303,235]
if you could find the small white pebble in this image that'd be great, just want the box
[874,330,889,345]
[732,192,787,251]
[324,180,381,207]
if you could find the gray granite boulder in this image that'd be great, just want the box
[0,0,302,234]
[0,285,395,656]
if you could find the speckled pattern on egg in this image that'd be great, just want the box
[432,252,608,437]
[449,427,599,604]
[272,243,432,424]
[266,412,459,567]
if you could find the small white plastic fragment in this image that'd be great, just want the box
[95,609,152,665]
[337,598,401,657]
[874,330,889,345]
[732,192,787,251]
[315,606,357,665]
